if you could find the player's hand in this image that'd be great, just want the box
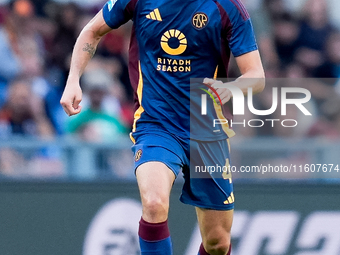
[60,80,83,116]
[203,78,232,105]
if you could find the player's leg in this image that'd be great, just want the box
[136,162,176,255]
[196,208,233,255]
[132,131,185,255]
[137,161,175,223]
[180,139,234,255]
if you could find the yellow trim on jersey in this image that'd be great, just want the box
[212,65,235,137]
[213,103,235,138]
[227,138,231,153]
[130,61,144,144]
[146,8,162,21]
[213,65,219,80]
[222,158,231,180]
[129,132,136,143]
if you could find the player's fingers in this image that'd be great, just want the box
[212,87,224,101]
[203,78,215,85]
[208,84,222,94]
[72,97,82,110]
[220,89,232,104]
[70,105,82,116]
[60,102,73,116]
[215,87,224,95]
[209,82,224,98]
[60,97,81,116]
[210,88,230,105]
[221,94,231,104]
[64,105,82,116]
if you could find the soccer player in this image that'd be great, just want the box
[60,0,265,254]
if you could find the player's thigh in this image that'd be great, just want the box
[136,161,176,222]
[196,207,233,246]
[136,161,176,200]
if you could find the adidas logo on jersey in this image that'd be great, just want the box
[146,8,162,21]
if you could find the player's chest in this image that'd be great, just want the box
[134,0,222,50]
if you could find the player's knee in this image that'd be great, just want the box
[204,241,230,255]
[142,196,169,222]
[204,233,230,255]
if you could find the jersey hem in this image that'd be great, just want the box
[102,4,116,29]
[233,45,258,57]
[134,160,179,177]
[179,196,234,211]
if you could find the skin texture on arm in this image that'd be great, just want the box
[60,10,113,116]
[204,50,265,104]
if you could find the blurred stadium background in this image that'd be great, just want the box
[0,0,340,254]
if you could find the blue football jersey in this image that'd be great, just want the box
[102,0,257,141]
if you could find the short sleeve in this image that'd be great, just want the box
[102,0,136,29]
[219,0,258,57]
[229,18,257,57]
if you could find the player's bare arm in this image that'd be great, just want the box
[60,10,112,116]
[205,50,265,105]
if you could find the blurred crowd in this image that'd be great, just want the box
[0,0,339,177]
[0,0,133,141]
[0,0,134,177]
[231,0,340,139]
